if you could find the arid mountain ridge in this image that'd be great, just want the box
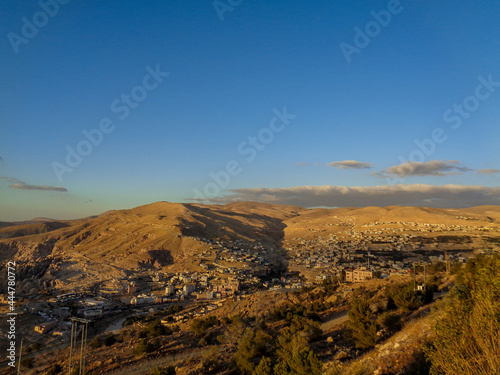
[1,202,499,294]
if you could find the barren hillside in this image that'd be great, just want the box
[1,202,499,294]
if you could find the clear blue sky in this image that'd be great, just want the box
[1,0,499,220]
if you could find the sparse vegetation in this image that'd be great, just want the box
[190,316,220,337]
[20,357,34,368]
[386,281,423,311]
[345,296,378,350]
[103,334,117,346]
[377,311,402,333]
[149,365,176,375]
[45,364,63,375]
[274,328,323,375]
[427,254,500,375]
[3,202,499,375]
[133,338,161,355]
[253,356,273,375]
[233,328,272,374]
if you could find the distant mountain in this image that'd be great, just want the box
[0,202,498,294]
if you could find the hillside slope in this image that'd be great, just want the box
[0,202,498,294]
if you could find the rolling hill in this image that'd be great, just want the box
[0,202,499,294]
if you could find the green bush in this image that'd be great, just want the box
[377,312,402,333]
[190,316,220,337]
[274,328,322,375]
[252,356,273,375]
[428,254,500,375]
[20,358,34,368]
[147,319,171,337]
[149,365,175,375]
[233,328,272,374]
[133,339,160,355]
[393,282,422,311]
[46,364,63,375]
[137,329,148,338]
[88,336,103,349]
[104,334,117,346]
[345,297,377,350]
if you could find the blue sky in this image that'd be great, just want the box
[1,0,499,220]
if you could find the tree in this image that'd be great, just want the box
[133,339,160,355]
[252,356,273,375]
[233,328,272,374]
[428,254,500,375]
[274,328,322,375]
[219,315,246,347]
[200,346,221,374]
[190,316,220,337]
[147,319,170,337]
[393,282,422,311]
[345,297,377,350]
[377,312,401,333]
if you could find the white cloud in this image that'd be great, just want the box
[9,182,67,192]
[327,160,375,170]
[203,184,500,208]
[477,168,500,175]
[377,160,471,178]
[1,176,68,192]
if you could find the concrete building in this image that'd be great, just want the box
[34,321,58,334]
[345,268,373,282]
[128,283,139,294]
[182,284,196,296]
[83,309,103,319]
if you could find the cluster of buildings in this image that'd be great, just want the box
[284,232,472,283]
[14,220,492,348]
[196,238,277,278]
[124,271,242,306]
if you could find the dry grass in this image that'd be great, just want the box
[324,314,433,375]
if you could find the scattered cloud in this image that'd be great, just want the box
[202,184,500,208]
[376,160,471,178]
[9,182,67,192]
[327,160,375,170]
[1,176,68,192]
[0,176,21,183]
[295,162,310,166]
[477,168,500,175]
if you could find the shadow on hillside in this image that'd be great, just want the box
[181,204,288,246]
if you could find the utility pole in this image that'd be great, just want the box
[413,263,427,292]
[69,320,75,374]
[68,318,90,375]
[79,322,87,375]
[413,263,416,292]
[423,264,427,292]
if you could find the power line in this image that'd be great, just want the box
[68,318,90,375]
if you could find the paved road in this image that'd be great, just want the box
[321,311,349,332]
[319,289,449,333]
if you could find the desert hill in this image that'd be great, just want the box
[0,202,499,294]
